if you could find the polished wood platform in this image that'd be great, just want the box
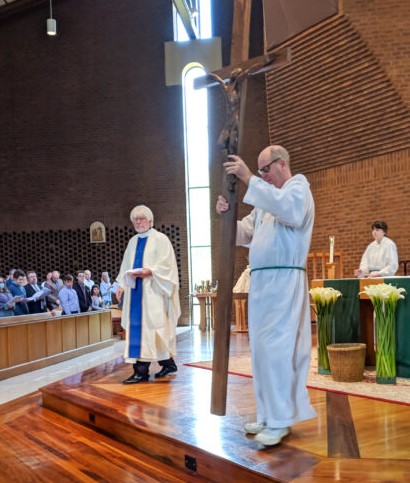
[1,329,409,482]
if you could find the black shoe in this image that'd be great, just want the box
[155,364,177,378]
[122,373,149,384]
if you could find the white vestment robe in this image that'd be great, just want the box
[237,174,316,428]
[117,228,181,362]
[359,236,398,276]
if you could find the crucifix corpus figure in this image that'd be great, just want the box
[209,66,250,157]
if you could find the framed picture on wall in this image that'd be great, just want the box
[90,221,106,243]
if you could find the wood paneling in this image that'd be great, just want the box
[62,317,76,352]
[46,318,63,356]
[0,327,8,369]
[28,322,47,361]
[8,325,29,366]
[100,311,113,340]
[0,312,113,380]
[89,313,101,344]
[76,316,89,347]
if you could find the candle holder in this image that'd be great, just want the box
[326,262,336,280]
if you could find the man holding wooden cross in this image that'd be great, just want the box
[216,145,316,446]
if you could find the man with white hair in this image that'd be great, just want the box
[116,205,181,384]
[216,145,316,446]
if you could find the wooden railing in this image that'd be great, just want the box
[399,260,410,276]
[307,251,343,280]
[0,310,113,380]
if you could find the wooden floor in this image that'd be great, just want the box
[0,328,409,482]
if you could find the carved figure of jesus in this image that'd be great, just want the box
[209,67,249,156]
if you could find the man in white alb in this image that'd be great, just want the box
[216,145,316,446]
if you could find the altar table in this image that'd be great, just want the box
[192,292,248,332]
[311,277,410,378]
[232,293,248,332]
[193,292,216,331]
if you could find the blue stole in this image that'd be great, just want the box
[128,236,148,358]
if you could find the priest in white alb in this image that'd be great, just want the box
[116,205,181,384]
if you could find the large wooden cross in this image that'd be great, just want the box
[195,0,290,416]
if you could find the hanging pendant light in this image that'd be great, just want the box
[47,0,57,36]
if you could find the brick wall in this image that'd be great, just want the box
[345,0,410,107]
[263,0,410,280]
[0,1,191,321]
[308,149,410,277]
[210,0,410,287]
[307,0,410,276]
[2,0,408,325]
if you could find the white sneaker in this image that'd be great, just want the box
[254,427,290,446]
[244,421,266,434]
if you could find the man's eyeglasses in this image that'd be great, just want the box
[257,158,281,176]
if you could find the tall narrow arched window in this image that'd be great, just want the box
[183,64,212,325]
[172,0,213,326]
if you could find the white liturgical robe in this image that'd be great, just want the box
[359,236,398,276]
[237,174,316,428]
[117,228,180,362]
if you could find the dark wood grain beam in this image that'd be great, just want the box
[327,392,361,458]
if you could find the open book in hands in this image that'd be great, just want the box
[125,269,143,276]
[124,269,143,289]
[9,295,25,304]
[26,287,51,302]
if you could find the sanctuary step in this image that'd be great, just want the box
[38,331,410,483]
[40,358,318,483]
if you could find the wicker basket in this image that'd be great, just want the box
[327,343,367,382]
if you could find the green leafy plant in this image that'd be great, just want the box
[309,287,342,374]
[360,283,406,384]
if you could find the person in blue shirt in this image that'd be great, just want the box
[8,269,29,315]
[59,274,81,315]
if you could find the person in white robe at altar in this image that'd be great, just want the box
[233,265,250,293]
[216,145,316,447]
[116,205,181,384]
[354,221,398,278]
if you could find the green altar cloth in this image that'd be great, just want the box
[324,278,360,343]
[388,278,410,378]
[323,277,410,378]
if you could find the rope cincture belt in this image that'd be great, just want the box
[250,265,306,274]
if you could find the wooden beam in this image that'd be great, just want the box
[327,392,361,458]
[230,0,253,65]
[210,177,238,415]
[209,0,254,417]
[171,0,198,40]
[194,48,291,90]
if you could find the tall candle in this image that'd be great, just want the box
[329,236,335,263]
